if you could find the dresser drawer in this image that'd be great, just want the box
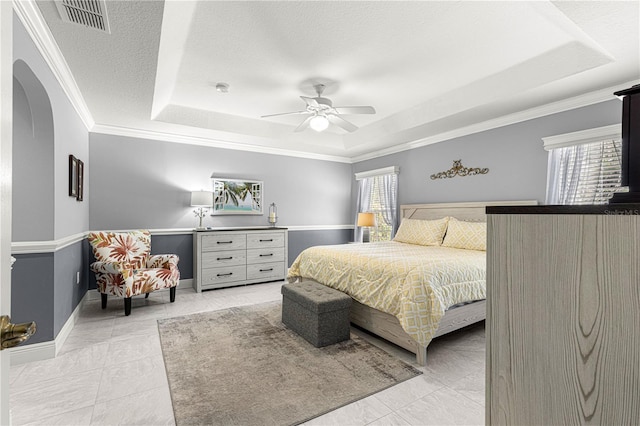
[246,248,285,264]
[247,232,285,249]
[201,266,247,286]
[201,234,246,251]
[201,250,246,268]
[247,261,284,281]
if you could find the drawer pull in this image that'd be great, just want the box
[259,268,274,272]
[217,241,233,244]
[259,253,273,257]
[259,239,273,242]
[217,272,233,277]
[217,257,233,261]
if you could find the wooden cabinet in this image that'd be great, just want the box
[486,205,640,424]
[194,228,288,291]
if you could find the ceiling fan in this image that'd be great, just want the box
[261,84,376,133]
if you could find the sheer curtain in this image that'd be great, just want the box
[373,173,398,236]
[354,170,398,242]
[546,139,623,205]
[354,178,372,242]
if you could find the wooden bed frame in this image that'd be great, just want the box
[345,200,536,365]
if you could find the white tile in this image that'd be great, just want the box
[90,386,175,426]
[12,342,109,388]
[395,387,484,426]
[104,334,162,367]
[9,364,26,386]
[367,412,412,426]
[10,369,102,425]
[22,406,94,426]
[371,372,446,411]
[449,370,485,406]
[97,355,168,403]
[306,395,392,426]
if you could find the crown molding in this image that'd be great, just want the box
[13,0,94,130]
[90,124,353,164]
[350,83,631,163]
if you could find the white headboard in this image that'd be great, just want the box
[400,200,538,222]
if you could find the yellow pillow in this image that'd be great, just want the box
[442,218,486,251]
[393,217,449,246]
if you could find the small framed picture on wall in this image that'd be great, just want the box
[69,155,78,197]
[76,160,84,201]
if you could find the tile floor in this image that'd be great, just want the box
[9,282,485,425]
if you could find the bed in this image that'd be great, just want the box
[287,201,537,365]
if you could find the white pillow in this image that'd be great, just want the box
[393,217,449,246]
[442,218,486,251]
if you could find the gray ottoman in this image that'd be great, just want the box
[281,281,352,347]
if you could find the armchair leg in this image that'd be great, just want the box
[145,293,150,299]
[124,297,132,316]
[101,294,107,310]
[170,287,176,303]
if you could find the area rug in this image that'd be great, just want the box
[158,301,422,426]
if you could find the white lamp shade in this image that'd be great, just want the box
[191,191,213,207]
[309,115,329,132]
[357,212,375,227]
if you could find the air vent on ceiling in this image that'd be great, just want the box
[55,0,111,34]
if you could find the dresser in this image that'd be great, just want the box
[486,205,640,424]
[193,227,288,292]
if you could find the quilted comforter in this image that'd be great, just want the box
[287,241,485,347]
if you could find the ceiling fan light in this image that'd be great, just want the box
[309,115,329,132]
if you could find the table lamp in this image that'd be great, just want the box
[357,212,376,242]
[191,190,213,229]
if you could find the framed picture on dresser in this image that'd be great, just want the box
[212,178,263,215]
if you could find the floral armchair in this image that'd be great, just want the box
[88,230,180,316]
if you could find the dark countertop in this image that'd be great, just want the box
[486,204,640,215]
[194,227,288,232]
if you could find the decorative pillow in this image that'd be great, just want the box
[393,217,449,246]
[442,218,487,251]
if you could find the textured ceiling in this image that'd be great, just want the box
[33,1,639,161]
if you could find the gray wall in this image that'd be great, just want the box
[11,253,54,345]
[89,134,353,230]
[353,100,622,212]
[11,15,90,346]
[13,13,89,240]
[12,61,54,242]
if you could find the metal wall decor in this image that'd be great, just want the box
[430,159,489,180]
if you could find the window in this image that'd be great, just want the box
[354,167,398,242]
[544,125,626,205]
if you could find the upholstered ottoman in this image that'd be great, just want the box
[281,281,352,347]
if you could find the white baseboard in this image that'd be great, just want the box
[9,278,194,365]
[9,340,56,365]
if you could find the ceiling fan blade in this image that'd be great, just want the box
[294,116,313,132]
[261,111,308,118]
[327,114,358,132]
[333,106,376,114]
[300,96,319,108]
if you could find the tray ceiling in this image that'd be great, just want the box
[30,0,640,161]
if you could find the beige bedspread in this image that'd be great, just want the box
[287,241,486,347]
